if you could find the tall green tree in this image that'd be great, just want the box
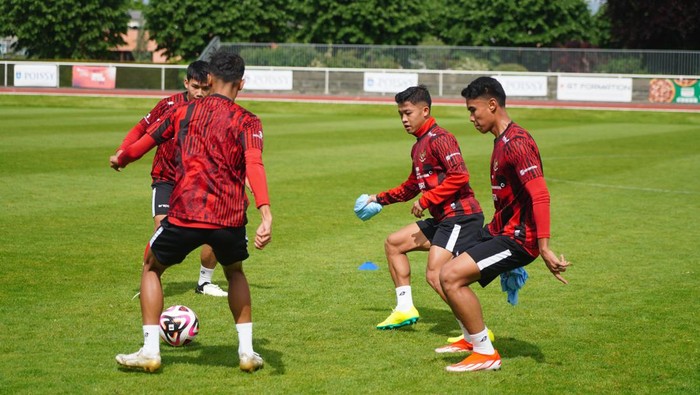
[289,0,430,45]
[0,0,130,59]
[604,0,700,50]
[435,0,595,47]
[144,0,293,61]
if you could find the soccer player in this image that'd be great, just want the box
[437,76,570,372]
[114,60,228,298]
[365,85,485,333]
[111,50,272,373]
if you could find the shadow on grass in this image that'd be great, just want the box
[124,280,199,299]
[157,337,286,375]
[364,306,545,363]
[415,307,546,363]
[363,306,462,337]
[157,280,275,298]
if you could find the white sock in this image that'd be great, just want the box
[469,327,495,355]
[395,285,413,311]
[236,322,254,355]
[198,265,214,286]
[142,325,160,356]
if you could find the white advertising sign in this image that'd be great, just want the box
[243,70,293,90]
[557,76,633,102]
[14,64,58,87]
[364,72,419,93]
[493,75,548,97]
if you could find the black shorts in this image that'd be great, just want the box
[417,213,484,257]
[466,228,536,287]
[150,217,249,266]
[151,181,174,217]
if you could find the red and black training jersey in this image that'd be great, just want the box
[118,92,188,184]
[489,122,545,256]
[145,94,268,228]
[376,117,482,222]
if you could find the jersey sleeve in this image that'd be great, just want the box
[117,106,178,167]
[118,98,170,151]
[241,116,269,207]
[117,133,157,167]
[524,176,551,238]
[376,170,421,205]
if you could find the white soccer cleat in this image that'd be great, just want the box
[115,348,161,372]
[239,352,264,372]
[195,282,228,297]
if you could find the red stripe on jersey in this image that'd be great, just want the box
[161,94,268,228]
[488,122,545,256]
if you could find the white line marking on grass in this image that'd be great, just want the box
[547,178,699,195]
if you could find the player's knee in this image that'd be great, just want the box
[425,270,441,292]
[439,264,460,294]
[143,255,166,276]
[384,234,402,254]
[223,261,244,280]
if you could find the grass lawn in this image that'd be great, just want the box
[0,94,698,394]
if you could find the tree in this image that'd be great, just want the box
[435,0,596,47]
[144,0,293,61]
[288,0,431,45]
[604,0,700,50]
[0,0,130,60]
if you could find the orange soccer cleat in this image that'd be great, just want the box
[445,350,501,372]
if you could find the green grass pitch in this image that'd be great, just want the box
[0,94,698,394]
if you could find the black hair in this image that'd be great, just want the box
[461,77,507,107]
[186,60,209,82]
[395,85,432,108]
[208,49,245,84]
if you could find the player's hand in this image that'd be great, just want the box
[109,150,123,171]
[255,221,271,249]
[255,205,272,250]
[541,249,570,284]
[411,201,425,218]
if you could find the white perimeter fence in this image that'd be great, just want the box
[2,61,700,106]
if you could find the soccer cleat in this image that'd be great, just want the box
[435,338,473,354]
[445,350,502,372]
[376,306,420,329]
[195,282,228,297]
[115,348,161,372]
[446,328,495,344]
[239,352,264,372]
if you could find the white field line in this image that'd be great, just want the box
[547,177,698,195]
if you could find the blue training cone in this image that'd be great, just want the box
[359,261,378,271]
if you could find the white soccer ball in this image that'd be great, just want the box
[159,305,199,346]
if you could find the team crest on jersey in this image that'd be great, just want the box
[419,150,427,162]
[493,160,499,172]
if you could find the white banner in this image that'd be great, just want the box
[364,72,419,93]
[557,76,633,102]
[14,64,58,87]
[493,75,548,97]
[243,70,293,90]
